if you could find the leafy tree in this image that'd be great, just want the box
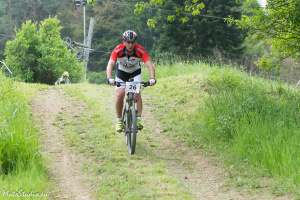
[4,17,83,84]
[4,21,39,81]
[87,0,96,5]
[0,0,153,72]
[136,0,245,59]
[0,0,66,60]
[0,0,61,27]
[0,0,246,72]
[37,17,83,83]
[236,0,300,69]
[237,0,268,72]
[135,0,205,27]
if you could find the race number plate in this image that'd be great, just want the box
[125,82,140,93]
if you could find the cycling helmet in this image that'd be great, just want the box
[62,71,69,77]
[122,30,137,42]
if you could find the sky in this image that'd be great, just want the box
[258,0,267,7]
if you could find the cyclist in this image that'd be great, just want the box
[106,30,156,133]
[55,71,71,85]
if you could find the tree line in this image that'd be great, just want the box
[0,0,299,83]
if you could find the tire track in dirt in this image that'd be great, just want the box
[31,88,95,200]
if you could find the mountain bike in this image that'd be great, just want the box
[116,81,150,155]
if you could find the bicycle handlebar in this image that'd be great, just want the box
[115,81,150,87]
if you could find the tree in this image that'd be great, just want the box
[134,0,205,28]
[0,0,65,60]
[0,0,154,71]
[4,21,40,81]
[236,0,269,72]
[37,17,83,83]
[136,0,245,60]
[4,17,83,84]
[236,0,300,61]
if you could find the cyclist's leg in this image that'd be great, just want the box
[132,75,143,130]
[115,77,125,132]
[136,94,143,130]
[115,87,125,118]
[136,94,142,116]
[132,74,142,116]
[115,76,126,117]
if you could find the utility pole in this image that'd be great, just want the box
[84,17,95,80]
[74,0,88,80]
[83,4,86,45]
[83,3,87,80]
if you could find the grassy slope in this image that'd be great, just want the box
[146,62,300,196]
[0,75,49,199]
[61,84,193,199]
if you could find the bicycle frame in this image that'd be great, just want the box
[117,81,149,155]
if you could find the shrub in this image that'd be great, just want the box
[5,17,83,84]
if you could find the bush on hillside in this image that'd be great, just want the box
[5,18,83,84]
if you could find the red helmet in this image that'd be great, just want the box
[122,30,137,42]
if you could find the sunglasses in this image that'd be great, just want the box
[124,40,135,44]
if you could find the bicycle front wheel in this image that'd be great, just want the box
[127,105,137,155]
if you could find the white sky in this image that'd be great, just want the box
[258,0,267,7]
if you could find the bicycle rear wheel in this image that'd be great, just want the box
[127,105,137,155]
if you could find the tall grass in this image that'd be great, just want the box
[0,73,48,199]
[147,62,300,194]
[201,68,300,185]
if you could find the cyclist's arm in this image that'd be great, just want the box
[144,60,156,79]
[106,59,116,79]
[137,44,155,79]
[107,46,119,79]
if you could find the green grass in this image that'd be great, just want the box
[146,62,300,196]
[0,74,49,199]
[142,61,210,80]
[61,83,193,200]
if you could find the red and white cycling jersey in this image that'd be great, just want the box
[110,43,150,73]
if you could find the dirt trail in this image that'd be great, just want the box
[31,88,94,200]
[143,95,292,200]
[30,86,293,200]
